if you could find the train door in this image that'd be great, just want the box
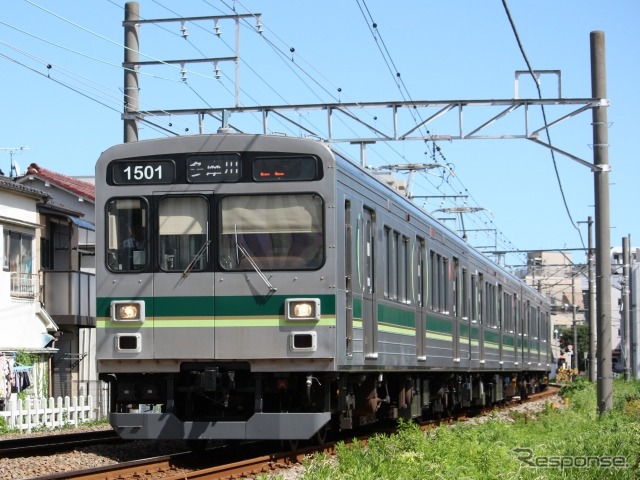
[152,194,214,359]
[498,284,504,364]
[470,273,478,367]
[522,301,530,366]
[416,237,426,360]
[452,257,461,363]
[458,264,470,368]
[478,274,485,363]
[344,200,354,358]
[362,207,378,359]
[513,293,519,365]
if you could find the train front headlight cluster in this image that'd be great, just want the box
[111,300,145,322]
[285,298,320,321]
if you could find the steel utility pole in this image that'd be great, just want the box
[591,31,612,414]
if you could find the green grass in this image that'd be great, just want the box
[270,379,640,480]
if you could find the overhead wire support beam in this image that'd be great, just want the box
[139,97,600,166]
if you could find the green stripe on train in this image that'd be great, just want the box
[426,315,452,335]
[96,294,336,318]
[378,303,416,329]
[97,316,337,328]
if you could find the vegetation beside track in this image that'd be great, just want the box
[269,379,640,480]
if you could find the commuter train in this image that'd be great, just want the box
[95,133,551,446]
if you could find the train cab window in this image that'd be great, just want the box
[219,193,323,270]
[106,198,149,272]
[158,196,209,272]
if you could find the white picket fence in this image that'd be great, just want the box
[0,395,95,433]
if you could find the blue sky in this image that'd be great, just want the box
[1,0,638,268]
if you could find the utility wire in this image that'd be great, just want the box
[501,0,586,251]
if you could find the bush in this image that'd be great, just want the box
[559,376,591,398]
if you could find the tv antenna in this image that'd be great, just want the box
[1,146,29,177]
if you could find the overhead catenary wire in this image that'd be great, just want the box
[501,0,586,252]
[1,1,560,267]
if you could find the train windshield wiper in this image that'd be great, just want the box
[182,240,211,278]
[235,229,277,292]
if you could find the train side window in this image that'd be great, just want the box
[461,267,469,320]
[400,235,409,303]
[498,284,503,330]
[515,294,521,334]
[429,251,438,311]
[441,257,449,314]
[106,197,149,272]
[158,196,209,272]
[383,226,393,299]
[503,291,513,332]
[531,306,539,339]
[470,273,477,322]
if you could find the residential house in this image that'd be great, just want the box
[0,175,58,408]
[15,163,97,400]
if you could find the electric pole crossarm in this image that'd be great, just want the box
[123,14,259,26]
[124,56,237,67]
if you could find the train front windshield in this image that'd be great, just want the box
[219,193,323,270]
[105,192,324,273]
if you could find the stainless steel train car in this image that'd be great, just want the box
[96,133,551,445]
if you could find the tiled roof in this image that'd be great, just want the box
[0,175,50,200]
[23,163,95,202]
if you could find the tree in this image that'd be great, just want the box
[558,324,590,372]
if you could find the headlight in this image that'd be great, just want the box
[111,300,145,322]
[285,298,320,321]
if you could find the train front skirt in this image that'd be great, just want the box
[109,411,332,440]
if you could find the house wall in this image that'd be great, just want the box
[0,188,51,352]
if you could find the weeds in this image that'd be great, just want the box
[297,379,640,479]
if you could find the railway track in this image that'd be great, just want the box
[0,429,122,458]
[14,386,561,480]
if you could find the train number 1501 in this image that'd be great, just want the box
[124,165,162,181]
[112,160,175,185]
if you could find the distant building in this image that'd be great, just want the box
[523,247,640,378]
[610,245,639,377]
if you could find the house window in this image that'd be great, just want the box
[3,230,33,273]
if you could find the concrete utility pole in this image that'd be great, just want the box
[587,217,597,383]
[591,31,612,414]
[572,276,578,371]
[623,236,631,382]
[124,2,140,143]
